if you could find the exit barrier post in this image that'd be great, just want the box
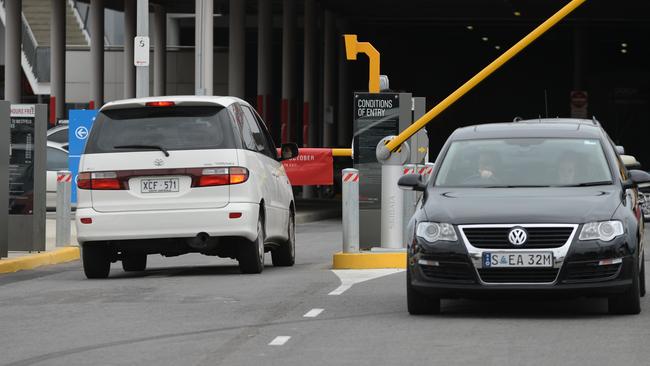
[55,171,72,247]
[377,137,410,249]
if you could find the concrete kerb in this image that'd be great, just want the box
[0,247,80,275]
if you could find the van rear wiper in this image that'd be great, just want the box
[113,144,170,157]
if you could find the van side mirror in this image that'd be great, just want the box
[398,174,426,192]
[279,143,299,161]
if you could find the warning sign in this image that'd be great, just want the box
[570,90,588,118]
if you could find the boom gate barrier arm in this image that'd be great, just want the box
[377,0,588,159]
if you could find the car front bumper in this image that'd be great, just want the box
[75,203,260,243]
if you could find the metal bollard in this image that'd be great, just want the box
[55,170,72,247]
[402,164,417,244]
[341,169,359,253]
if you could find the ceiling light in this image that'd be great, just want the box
[466,25,474,30]
[513,11,521,16]
[621,42,628,48]
[621,49,628,54]
[482,37,489,42]
[495,45,501,50]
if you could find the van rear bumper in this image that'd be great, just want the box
[75,203,260,243]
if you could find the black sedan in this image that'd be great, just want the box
[399,119,650,315]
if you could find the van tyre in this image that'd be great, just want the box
[272,214,295,267]
[82,245,111,279]
[239,218,265,274]
[608,264,641,315]
[122,253,147,272]
[407,270,441,315]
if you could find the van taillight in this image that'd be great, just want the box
[195,167,249,187]
[77,172,125,190]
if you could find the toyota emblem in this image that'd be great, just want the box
[508,227,528,246]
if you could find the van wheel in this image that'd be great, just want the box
[122,253,147,272]
[82,245,111,279]
[272,213,295,267]
[239,218,265,274]
[407,270,440,315]
[608,264,641,315]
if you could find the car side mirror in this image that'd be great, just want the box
[621,155,641,170]
[629,170,650,186]
[398,173,426,192]
[279,143,299,161]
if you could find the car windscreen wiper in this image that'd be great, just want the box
[484,185,552,188]
[557,181,613,187]
[113,144,170,157]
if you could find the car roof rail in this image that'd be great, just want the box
[513,116,523,122]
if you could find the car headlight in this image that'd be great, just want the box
[416,222,458,243]
[578,220,624,241]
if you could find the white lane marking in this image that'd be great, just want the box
[328,269,405,296]
[269,336,291,346]
[303,308,324,318]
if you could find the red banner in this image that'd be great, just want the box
[278,148,333,186]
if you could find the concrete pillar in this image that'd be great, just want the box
[229,0,245,97]
[301,0,317,198]
[337,20,349,147]
[123,0,136,98]
[4,0,22,103]
[154,5,167,96]
[322,10,336,147]
[195,0,213,96]
[136,0,149,98]
[90,0,104,108]
[281,0,296,144]
[257,0,272,128]
[51,0,66,122]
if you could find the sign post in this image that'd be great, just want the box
[8,104,47,252]
[0,101,10,258]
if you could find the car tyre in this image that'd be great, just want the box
[608,263,641,315]
[82,245,111,279]
[122,253,147,272]
[238,218,265,274]
[272,213,295,267]
[641,255,646,298]
[407,269,441,315]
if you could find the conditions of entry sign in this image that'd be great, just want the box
[9,105,36,215]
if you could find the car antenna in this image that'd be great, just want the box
[592,115,598,125]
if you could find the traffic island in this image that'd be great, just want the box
[0,247,80,274]
[332,251,406,269]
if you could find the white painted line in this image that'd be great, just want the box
[303,308,324,318]
[269,336,291,346]
[329,269,405,296]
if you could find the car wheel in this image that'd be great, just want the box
[122,253,147,272]
[407,269,440,315]
[82,245,111,279]
[272,213,295,267]
[238,217,265,274]
[608,264,641,315]
[640,255,646,298]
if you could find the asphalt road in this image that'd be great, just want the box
[1,220,649,366]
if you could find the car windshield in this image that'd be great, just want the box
[84,106,238,154]
[434,138,613,187]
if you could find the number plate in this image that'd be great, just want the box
[140,178,179,193]
[482,252,553,268]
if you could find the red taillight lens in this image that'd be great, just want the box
[80,218,93,224]
[77,172,124,190]
[145,101,175,107]
[195,167,249,187]
[77,172,92,189]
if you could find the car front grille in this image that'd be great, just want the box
[477,268,559,283]
[563,261,622,283]
[463,227,574,249]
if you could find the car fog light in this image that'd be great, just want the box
[418,259,440,266]
[598,258,623,266]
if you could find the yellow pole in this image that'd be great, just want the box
[344,34,381,93]
[332,148,353,157]
[384,0,587,153]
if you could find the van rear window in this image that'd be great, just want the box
[84,106,238,154]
